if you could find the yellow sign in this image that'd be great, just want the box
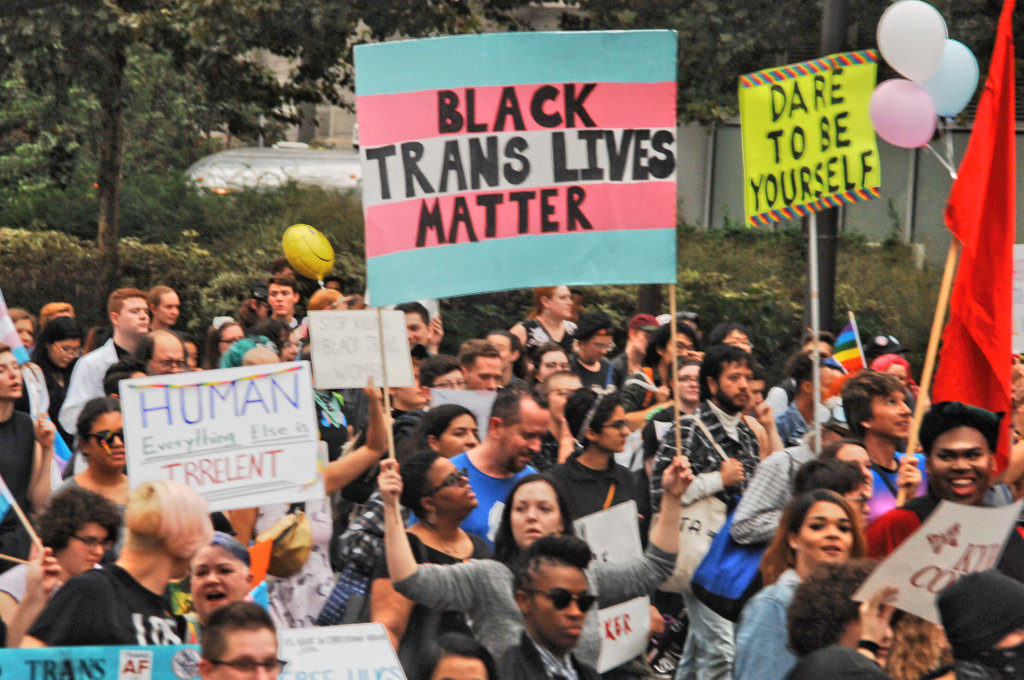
[739,50,881,228]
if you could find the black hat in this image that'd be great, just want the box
[864,334,906,362]
[919,401,1003,454]
[575,311,614,342]
[938,570,1024,660]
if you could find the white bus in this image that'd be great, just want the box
[185,144,361,193]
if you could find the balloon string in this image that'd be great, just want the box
[924,141,958,180]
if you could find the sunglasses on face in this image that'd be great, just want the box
[424,468,469,496]
[88,429,124,446]
[523,587,597,611]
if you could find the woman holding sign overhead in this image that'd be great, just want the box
[382,456,693,668]
[370,450,490,680]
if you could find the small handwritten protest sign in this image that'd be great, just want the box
[574,500,643,564]
[854,499,1023,623]
[430,388,498,440]
[120,361,325,513]
[356,31,678,305]
[596,596,651,673]
[278,623,406,680]
[575,501,647,672]
[0,644,201,680]
[308,310,415,389]
[739,50,880,228]
[1013,245,1024,354]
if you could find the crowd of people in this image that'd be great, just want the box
[1,268,1023,680]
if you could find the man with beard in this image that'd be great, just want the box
[650,343,760,680]
[448,385,546,547]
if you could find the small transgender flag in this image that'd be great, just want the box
[0,475,16,524]
[0,288,29,364]
[833,313,867,374]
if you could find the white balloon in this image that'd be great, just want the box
[877,0,947,82]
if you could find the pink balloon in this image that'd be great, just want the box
[869,79,937,148]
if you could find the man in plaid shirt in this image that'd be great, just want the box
[650,343,760,680]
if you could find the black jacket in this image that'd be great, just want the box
[497,631,601,680]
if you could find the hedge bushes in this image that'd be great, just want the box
[0,184,939,381]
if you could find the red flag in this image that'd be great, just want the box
[932,0,1016,470]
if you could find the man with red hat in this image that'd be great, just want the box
[610,313,660,388]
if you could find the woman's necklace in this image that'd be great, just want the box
[422,521,467,559]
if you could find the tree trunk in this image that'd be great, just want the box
[96,40,127,294]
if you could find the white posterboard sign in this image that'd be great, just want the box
[575,501,649,673]
[1013,244,1024,354]
[430,388,498,440]
[853,499,1023,623]
[120,361,325,513]
[308,309,415,389]
[278,623,406,680]
[574,501,643,564]
[595,596,652,673]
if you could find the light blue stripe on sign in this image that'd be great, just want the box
[355,30,678,96]
[367,228,677,306]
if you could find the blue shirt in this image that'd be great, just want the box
[450,452,536,548]
[734,569,802,680]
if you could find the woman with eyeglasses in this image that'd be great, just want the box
[548,387,637,521]
[62,397,129,510]
[381,454,693,668]
[30,316,84,447]
[371,450,490,680]
[0,486,122,640]
[202,318,244,370]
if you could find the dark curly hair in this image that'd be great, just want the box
[37,486,123,552]
[787,559,877,657]
[511,534,593,592]
[76,397,121,444]
[399,450,442,519]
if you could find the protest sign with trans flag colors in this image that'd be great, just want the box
[356,31,678,306]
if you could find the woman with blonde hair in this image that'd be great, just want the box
[23,480,213,647]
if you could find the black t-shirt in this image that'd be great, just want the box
[549,456,637,521]
[29,564,187,646]
[569,355,613,389]
[374,532,491,680]
[0,410,36,564]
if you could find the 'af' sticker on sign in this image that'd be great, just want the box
[739,50,881,228]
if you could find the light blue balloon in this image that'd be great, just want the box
[921,39,979,116]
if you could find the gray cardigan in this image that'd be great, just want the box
[393,544,675,665]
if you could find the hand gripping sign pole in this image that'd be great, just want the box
[377,307,397,459]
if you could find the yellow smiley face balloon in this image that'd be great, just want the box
[282,223,334,281]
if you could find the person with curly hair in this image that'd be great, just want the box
[0,487,122,633]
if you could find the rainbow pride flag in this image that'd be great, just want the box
[833,314,866,374]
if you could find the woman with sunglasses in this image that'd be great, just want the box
[733,489,866,680]
[63,397,129,509]
[549,387,637,521]
[381,454,693,668]
[371,450,490,680]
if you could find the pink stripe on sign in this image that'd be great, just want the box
[364,181,676,258]
[357,81,677,147]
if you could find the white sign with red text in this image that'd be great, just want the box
[853,499,1023,623]
[120,361,325,512]
[575,502,649,672]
